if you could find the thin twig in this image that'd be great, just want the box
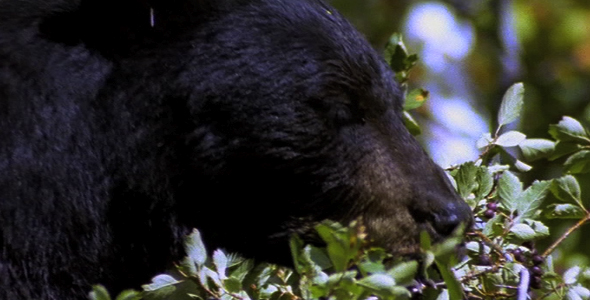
[542,213,590,257]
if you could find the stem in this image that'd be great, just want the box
[469,231,506,258]
[542,213,590,257]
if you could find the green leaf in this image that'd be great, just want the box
[498,83,525,127]
[544,204,587,219]
[434,236,464,259]
[483,214,504,238]
[454,162,478,199]
[141,274,179,297]
[495,131,527,147]
[115,290,141,300]
[402,111,422,135]
[357,274,396,292]
[519,138,555,161]
[420,231,433,251]
[423,250,435,269]
[308,245,332,270]
[551,175,582,205]
[509,224,537,240]
[564,150,590,174]
[524,219,550,237]
[229,258,253,282]
[550,142,584,161]
[435,260,464,300]
[289,235,304,273]
[404,88,429,110]
[315,222,350,272]
[475,167,494,200]
[213,250,228,279]
[224,277,242,294]
[384,34,418,82]
[384,33,407,68]
[201,267,222,286]
[359,249,387,275]
[498,171,522,213]
[89,285,112,300]
[549,116,590,143]
[516,180,551,219]
[185,229,207,268]
[388,261,419,285]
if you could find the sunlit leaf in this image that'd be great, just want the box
[495,131,526,147]
[565,266,581,285]
[185,229,207,268]
[524,219,550,237]
[498,83,524,127]
[509,224,537,240]
[549,116,590,143]
[544,204,587,219]
[142,274,179,297]
[498,171,522,213]
[213,250,228,279]
[436,289,450,300]
[514,159,533,172]
[358,274,396,292]
[519,138,555,161]
[572,286,590,299]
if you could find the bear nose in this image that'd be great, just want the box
[432,200,473,237]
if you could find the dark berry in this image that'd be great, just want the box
[530,276,542,289]
[512,249,526,263]
[530,266,544,276]
[486,202,498,211]
[522,241,534,249]
[478,255,492,266]
[532,255,544,265]
[483,209,495,219]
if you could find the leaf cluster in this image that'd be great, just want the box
[90,36,590,300]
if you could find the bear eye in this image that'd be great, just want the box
[310,93,367,127]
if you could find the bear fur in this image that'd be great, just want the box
[0,0,472,298]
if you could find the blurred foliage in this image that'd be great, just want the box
[331,0,590,281]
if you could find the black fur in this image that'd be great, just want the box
[0,0,472,298]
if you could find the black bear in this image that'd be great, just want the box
[0,0,473,299]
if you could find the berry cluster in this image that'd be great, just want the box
[483,202,498,219]
[511,242,545,289]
